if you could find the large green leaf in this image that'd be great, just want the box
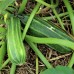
[40,65,74,74]
[0,0,15,13]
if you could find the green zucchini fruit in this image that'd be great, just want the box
[6,17,26,65]
[20,15,74,53]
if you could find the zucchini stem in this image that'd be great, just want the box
[0,58,10,70]
[51,8,65,30]
[63,0,74,68]
[25,35,74,50]
[41,11,70,20]
[22,3,41,40]
[63,0,74,35]
[18,0,27,14]
[50,0,65,30]
[68,53,74,68]
[10,63,16,74]
[26,40,52,69]
[36,0,58,8]
[36,0,51,8]
[36,56,38,74]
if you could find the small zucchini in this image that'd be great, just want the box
[6,17,26,65]
[20,15,74,53]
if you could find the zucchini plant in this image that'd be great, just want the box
[0,0,74,74]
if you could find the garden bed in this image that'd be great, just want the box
[0,0,74,74]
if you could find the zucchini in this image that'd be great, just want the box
[20,15,74,53]
[6,17,26,65]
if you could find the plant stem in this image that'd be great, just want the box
[22,3,41,40]
[26,40,52,68]
[36,5,44,14]
[36,0,51,8]
[36,0,58,8]
[18,0,27,14]
[35,44,39,74]
[51,0,65,30]
[63,0,74,35]
[10,63,16,74]
[36,56,38,74]
[25,35,74,50]
[36,0,58,14]
[63,0,74,68]
[52,8,65,30]
[41,11,74,20]
[52,0,59,8]
[0,58,10,70]
[68,53,74,68]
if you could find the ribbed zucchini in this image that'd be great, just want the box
[6,17,26,65]
[20,16,74,53]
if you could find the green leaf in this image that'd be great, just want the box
[40,65,74,74]
[0,27,6,33]
[0,26,6,38]
[0,0,15,13]
[0,26,6,67]
[0,42,6,67]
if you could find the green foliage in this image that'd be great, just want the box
[0,0,15,13]
[0,0,74,74]
[25,35,74,50]
[18,0,27,14]
[40,65,74,74]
